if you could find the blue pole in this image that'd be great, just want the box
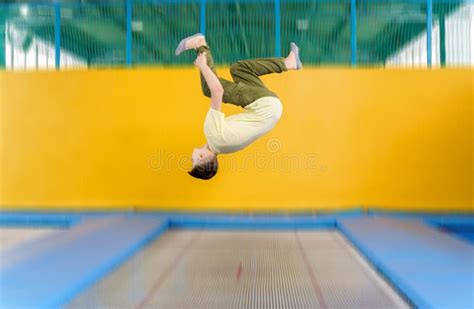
[200,0,206,35]
[350,0,357,66]
[426,0,433,67]
[126,0,132,66]
[54,2,61,70]
[275,0,281,57]
[439,12,446,67]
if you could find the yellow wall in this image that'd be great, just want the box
[0,68,472,212]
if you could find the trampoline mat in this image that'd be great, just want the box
[67,230,409,308]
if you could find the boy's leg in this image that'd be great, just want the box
[230,58,287,89]
[196,46,245,106]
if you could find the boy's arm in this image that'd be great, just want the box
[195,53,223,111]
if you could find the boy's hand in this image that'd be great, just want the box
[194,53,208,68]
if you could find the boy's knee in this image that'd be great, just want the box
[230,61,246,76]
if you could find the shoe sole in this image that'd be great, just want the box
[290,42,303,70]
[175,33,205,56]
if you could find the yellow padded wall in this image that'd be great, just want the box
[0,68,472,212]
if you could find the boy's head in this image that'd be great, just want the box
[188,145,218,180]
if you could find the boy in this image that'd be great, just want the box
[176,34,302,180]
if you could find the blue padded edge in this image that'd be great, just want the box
[426,218,474,245]
[336,220,422,308]
[367,209,474,219]
[167,214,346,230]
[56,218,169,307]
[337,217,474,308]
[0,213,82,228]
[0,216,169,308]
[366,210,474,245]
[424,216,474,229]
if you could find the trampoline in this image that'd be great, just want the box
[1,212,472,308]
[68,230,408,308]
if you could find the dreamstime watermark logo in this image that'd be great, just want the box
[148,138,328,174]
[266,138,281,153]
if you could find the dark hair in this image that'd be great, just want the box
[188,156,218,180]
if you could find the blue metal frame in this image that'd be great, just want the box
[350,0,357,66]
[439,11,446,66]
[426,0,433,67]
[274,0,281,57]
[200,0,206,35]
[126,0,133,66]
[54,2,61,70]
